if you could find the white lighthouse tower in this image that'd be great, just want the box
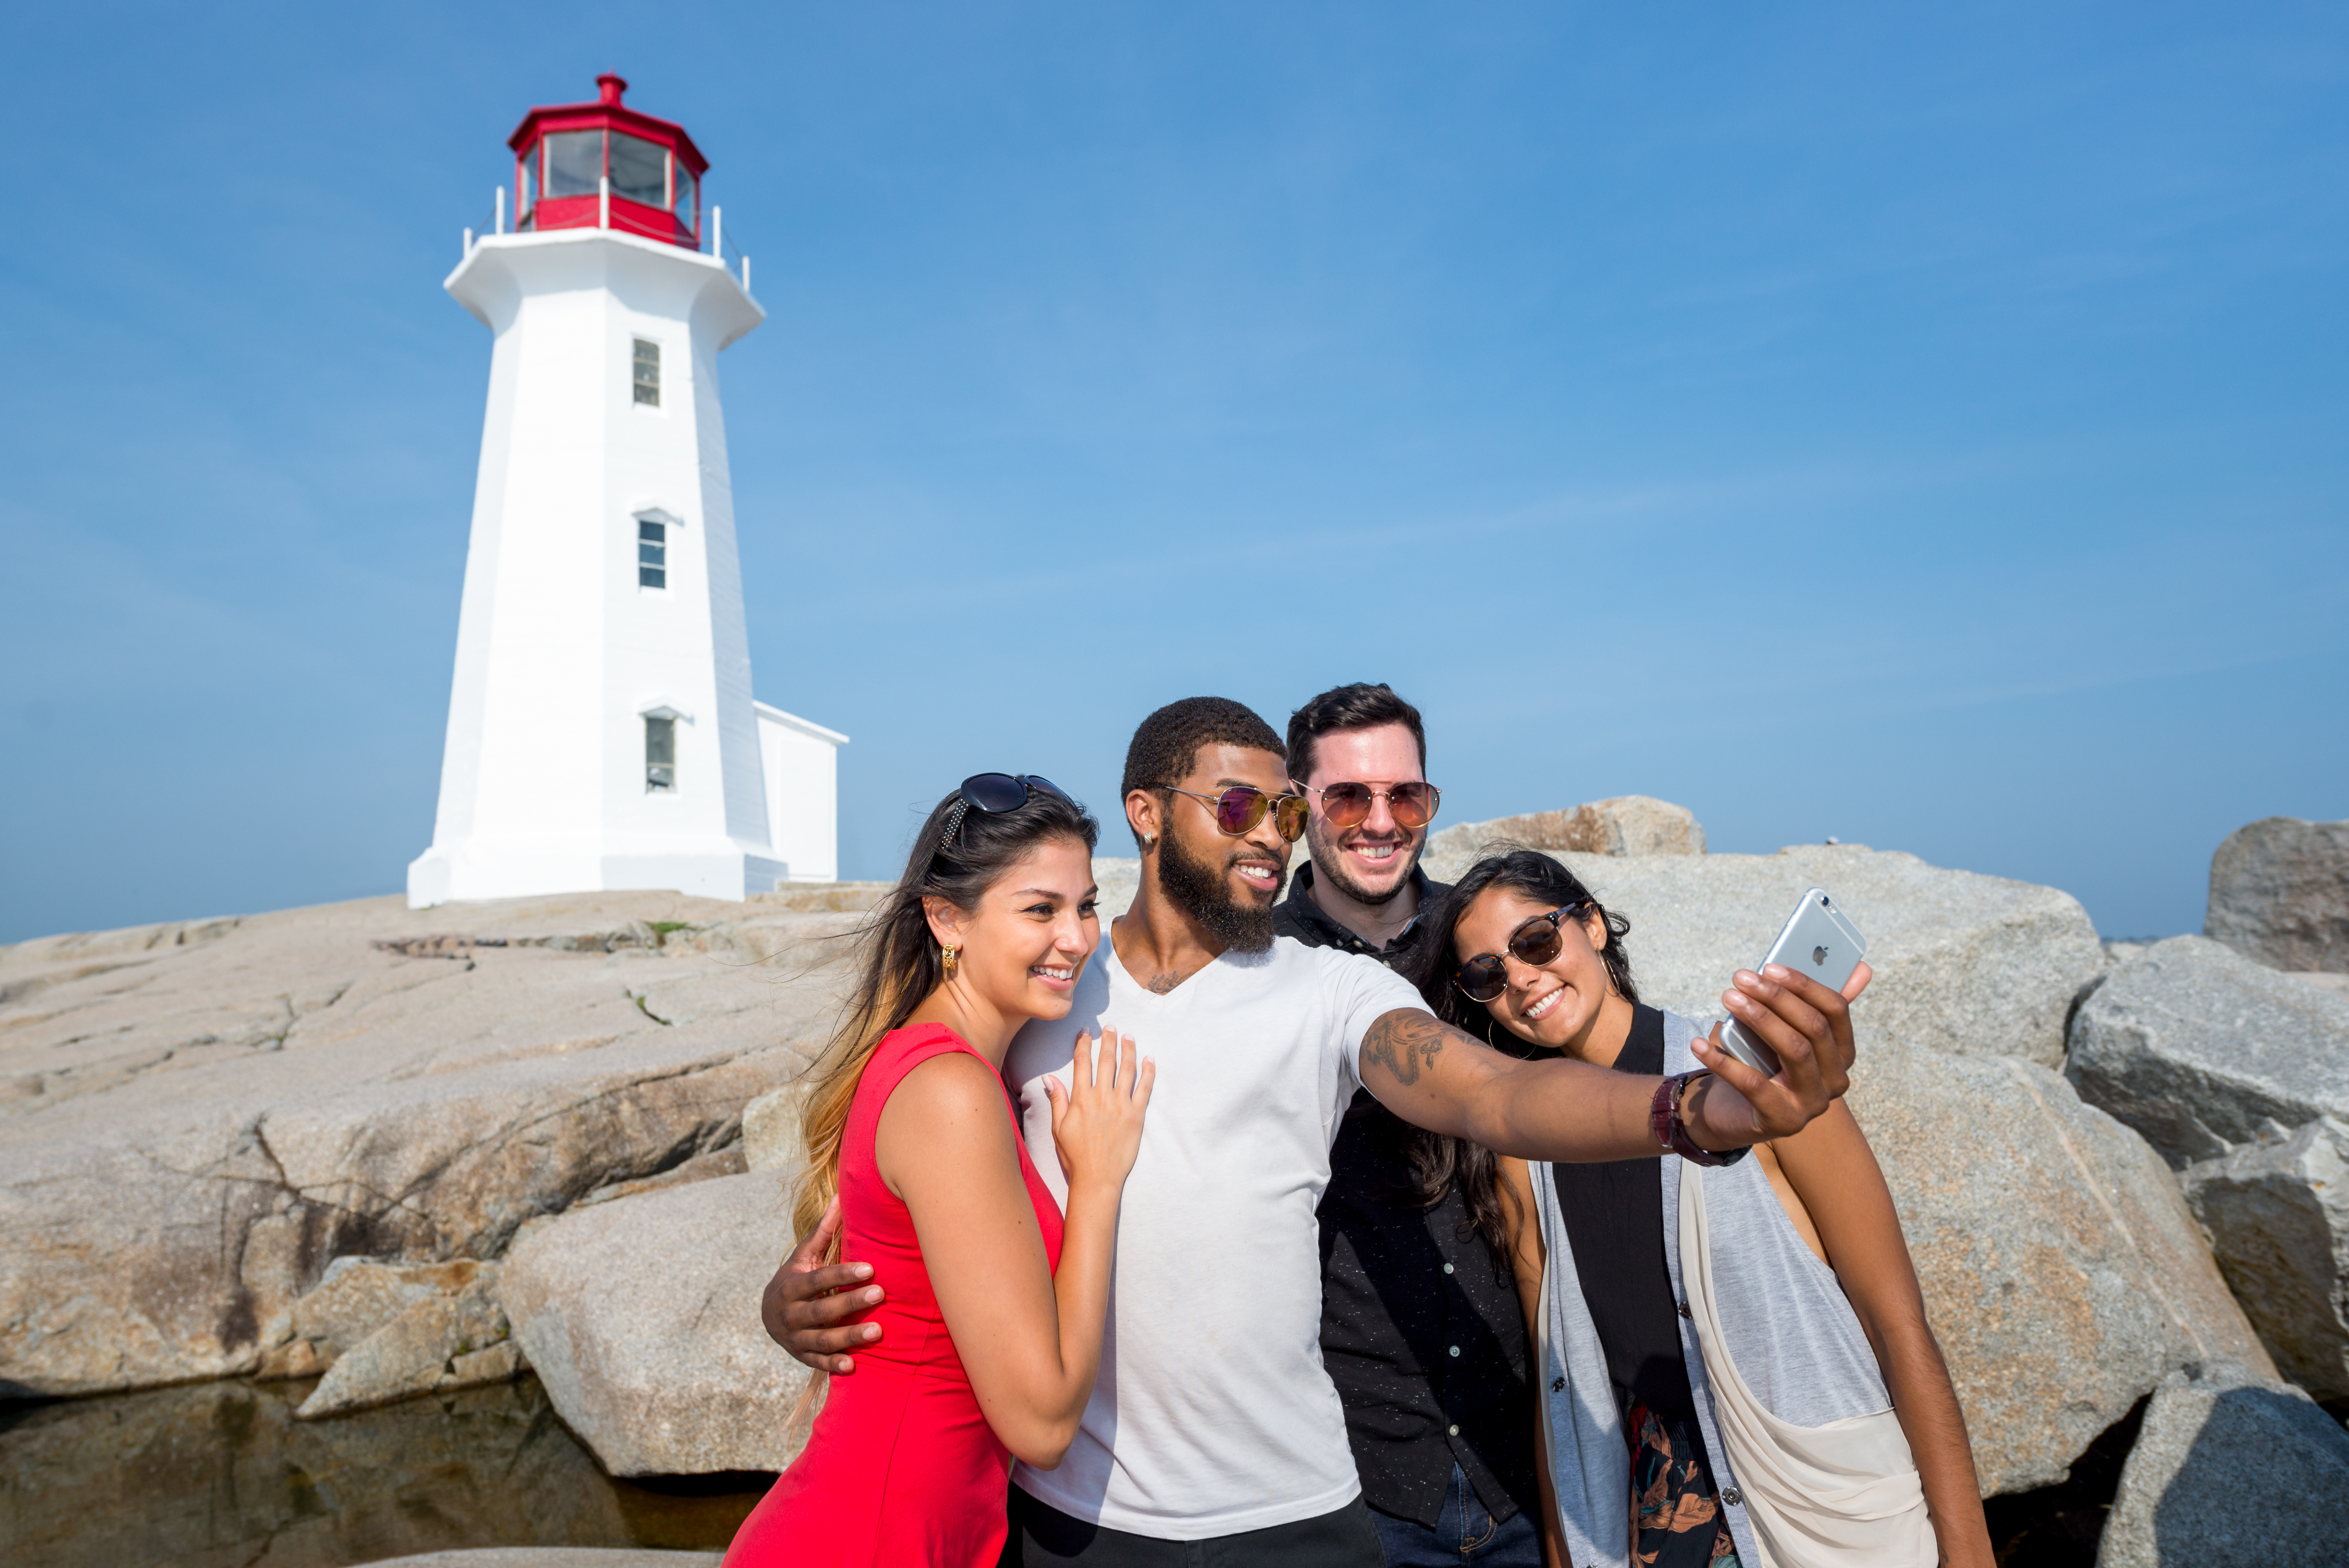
[408,74,843,909]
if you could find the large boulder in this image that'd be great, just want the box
[501,1167,812,1476]
[1417,842,2106,1071]
[2064,935,2349,1168]
[1426,794,1707,860]
[2178,1117,2349,1401]
[1848,1045,2273,1495]
[2095,1371,2349,1566]
[2203,815,2349,973]
[0,892,858,1398]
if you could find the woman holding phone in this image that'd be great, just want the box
[1408,850,1993,1568]
[724,775,1154,1568]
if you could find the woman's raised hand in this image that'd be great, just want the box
[1043,1029,1156,1195]
[1687,961,1871,1145]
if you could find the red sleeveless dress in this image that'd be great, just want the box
[724,1023,1065,1568]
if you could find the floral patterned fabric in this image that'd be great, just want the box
[1624,1398,1739,1568]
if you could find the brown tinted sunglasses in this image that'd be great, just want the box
[1299,780,1442,830]
[1454,900,1597,1003]
[1156,784,1310,843]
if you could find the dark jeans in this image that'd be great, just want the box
[1001,1484,1384,1567]
[1366,1465,1545,1567]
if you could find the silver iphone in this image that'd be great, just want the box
[1717,887,1866,1076]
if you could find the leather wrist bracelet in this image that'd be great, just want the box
[1650,1071,1752,1168]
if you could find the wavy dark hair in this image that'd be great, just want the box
[1399,847,1639,1269]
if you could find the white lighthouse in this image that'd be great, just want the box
[408,74,843,909]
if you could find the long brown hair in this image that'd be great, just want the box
[1400,848,1638,1271]
[789,783,1101,1252]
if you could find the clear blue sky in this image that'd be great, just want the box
[3,3,2342,946]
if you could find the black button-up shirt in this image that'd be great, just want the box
[1280,864,1541,1528]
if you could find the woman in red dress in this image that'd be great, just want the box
[725,774,1153,1568]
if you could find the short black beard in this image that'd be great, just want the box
[1306,820,1420,907]
[1157,823,1280,953]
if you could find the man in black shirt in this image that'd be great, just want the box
[1278,684,1546,1568]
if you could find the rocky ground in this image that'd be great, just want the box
[4,805,2347,1568]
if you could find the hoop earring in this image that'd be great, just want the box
[941,944,959,979]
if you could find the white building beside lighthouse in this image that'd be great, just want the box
[408,74,842,909]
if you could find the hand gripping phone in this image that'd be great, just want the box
[1717,887,1866,1076]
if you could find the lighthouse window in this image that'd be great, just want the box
[673,164,698,227]
[543,130,603,199]
[644,715,677,794]
[637,517,667,589]
[610,133,667,207]
[632,338,660,408]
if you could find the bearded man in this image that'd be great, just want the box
[765,696,1862,1567]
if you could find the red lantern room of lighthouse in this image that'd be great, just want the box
[510,73,706,247]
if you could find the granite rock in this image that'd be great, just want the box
[501,1168,813,1476]
[1849,1045,2274,1494]
[2065,935,2349,1168]
[2203,815,2349,973]
[1426,794,1707,861]
[284,1257,493,1368]
[295,1262,519,1418]
[0,892,858,1397]
[2178,1117,2349,1401]
[2095,1371,2349,1566]
[1415,842,2105,1070]
[741,1080,811,1172]
[1093,854,1143,921]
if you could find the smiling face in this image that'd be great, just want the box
[1298,722,1428,908]
[1452,884,1625,1060]
[1138,742,1293,952]
[927,836,1101,1023]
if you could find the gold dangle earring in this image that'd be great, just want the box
[941,944,959,979]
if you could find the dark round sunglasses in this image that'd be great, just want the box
[1454,900,1597,1003]
[1155,783,1310,843]
[941,773,1072,846]
[1299,779,1442,831]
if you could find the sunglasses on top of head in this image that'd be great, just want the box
[1453,900,1598,1003]
[939,773,1071,846]
[1153,783,1310,843]
[1296,780,1442,831]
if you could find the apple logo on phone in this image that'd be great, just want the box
[1812,945,1829,967]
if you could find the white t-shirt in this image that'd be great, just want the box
[1002,933,1426,1539]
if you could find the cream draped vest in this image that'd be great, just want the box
[1530,1010,1937,1568]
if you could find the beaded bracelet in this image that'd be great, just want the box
[1650,1071,1752,1168]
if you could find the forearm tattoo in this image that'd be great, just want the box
[1361,1010,1453,1087]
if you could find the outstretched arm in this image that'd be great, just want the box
[1358,964,1862,1160]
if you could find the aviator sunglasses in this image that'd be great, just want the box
[1453,900,1598,1003]
[941,773,1072,845]
[1154,783,1311,843]
[1298,780,1442,831]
